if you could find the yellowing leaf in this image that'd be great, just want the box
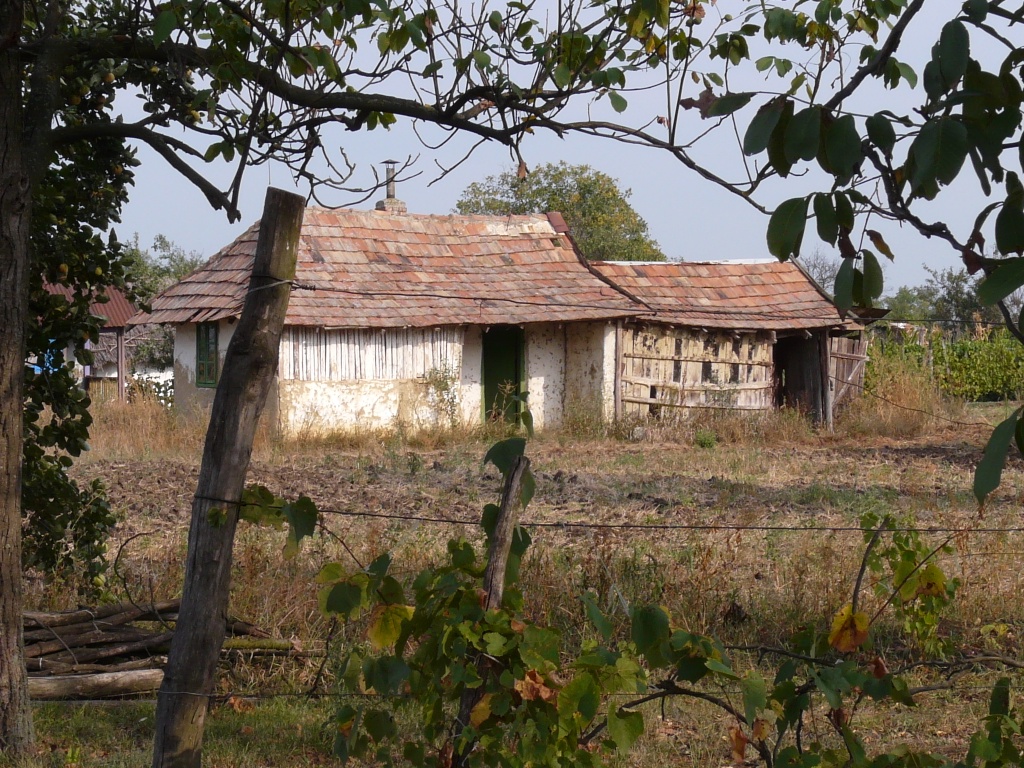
[752,718,770,741]
[470,694,492,727]
[916,563,947,598]
[828,603,869,652]
[367,604,413,650]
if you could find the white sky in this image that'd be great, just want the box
[116,7,978,292]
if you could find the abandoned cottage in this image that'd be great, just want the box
[136,204,853,435]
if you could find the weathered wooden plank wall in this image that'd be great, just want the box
[829,334,869,407]
[278,326,463,381]
[619,325,775,416]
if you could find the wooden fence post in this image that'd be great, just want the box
[453,455,530,768]
[150,188,304,768]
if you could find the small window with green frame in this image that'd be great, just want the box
[196,322,219,388]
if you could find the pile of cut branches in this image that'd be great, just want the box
[23,599,283,699]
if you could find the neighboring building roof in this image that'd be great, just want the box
[44,282,136,328]
[591,260,842,331]
[135,208,641,328]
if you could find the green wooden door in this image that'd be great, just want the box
[482,325,524,422]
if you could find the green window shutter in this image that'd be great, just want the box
[196,322,219,388]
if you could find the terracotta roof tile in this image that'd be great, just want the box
[137,209,640,328]
[592,261,841,331]
[45,282,137,328]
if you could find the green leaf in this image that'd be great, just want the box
[813,193,837,246]
[631,605,670,666]
[520,467,536,508]
[553,63,571,88]
[741,670,768,726]
[996,204,1024,255]
[607,706,644,752]
[378,575,404,604]
[608,91,628,113]
[325,580,366,619]
[203,143,222,162]
[282,495,318,558]
[316,562,345,584]
[784,106,821,163]
[938,20,970,89]
[152,9,178,45]
[909,118,968,195]
[990,677,1012,716]
[834,191,854,231]
[834,258,855,312]
[362,709,397,743]
[582,591,613,640]
[521,625,560,670]
[705,658,741,679]
[363,656,410,695]
[823,114,861,182]
[896,61,918,89]
[974,410,1020,504]
[483,437,527,476]
[767,100,795,177]
[744,99,785,156]
[558,673,600,722]
[978,258,1024,304]
[707,92,754,118]
[862,250,884,301]
[865,113,896,156]
[963,0,988,23]
[766,197,809,260]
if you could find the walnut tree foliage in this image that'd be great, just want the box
[456,162,665,262]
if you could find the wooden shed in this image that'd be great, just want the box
[591,260,847,424]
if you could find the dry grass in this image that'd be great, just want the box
[837,350,968,438]
[33,381,1024,766]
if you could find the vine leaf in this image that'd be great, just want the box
[368,604,414,650]
[483,437,526,475]
[470,694,493,728]
[973,409,1020,505]
[607,706,644,752]
[828,603,869,652]
[740,670,767,726]
[515,669,557,702]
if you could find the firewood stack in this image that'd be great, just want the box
[23,599,275,700]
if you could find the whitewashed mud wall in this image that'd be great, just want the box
[459,326,483,424]
[173,321,236,414]
[620,325,775,416]
[524,324,566,429]
[275,326,465,435]
[564,322,617,422]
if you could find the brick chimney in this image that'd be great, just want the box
[375,159,407,214]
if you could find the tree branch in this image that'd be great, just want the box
[824,0,927,112]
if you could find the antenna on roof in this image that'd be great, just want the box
[375,159,407,214]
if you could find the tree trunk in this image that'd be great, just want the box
[454,456,529,767]
[151,188,304,768]
[0,0,36,753]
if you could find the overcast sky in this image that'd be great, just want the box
[116,8,974,292]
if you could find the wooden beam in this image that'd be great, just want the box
[151,188,304,768]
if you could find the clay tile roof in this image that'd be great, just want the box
[137,208,641,328]
[44,282,136,328]
[590,260,842,331]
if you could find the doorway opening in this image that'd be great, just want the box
[482,325,525,423]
